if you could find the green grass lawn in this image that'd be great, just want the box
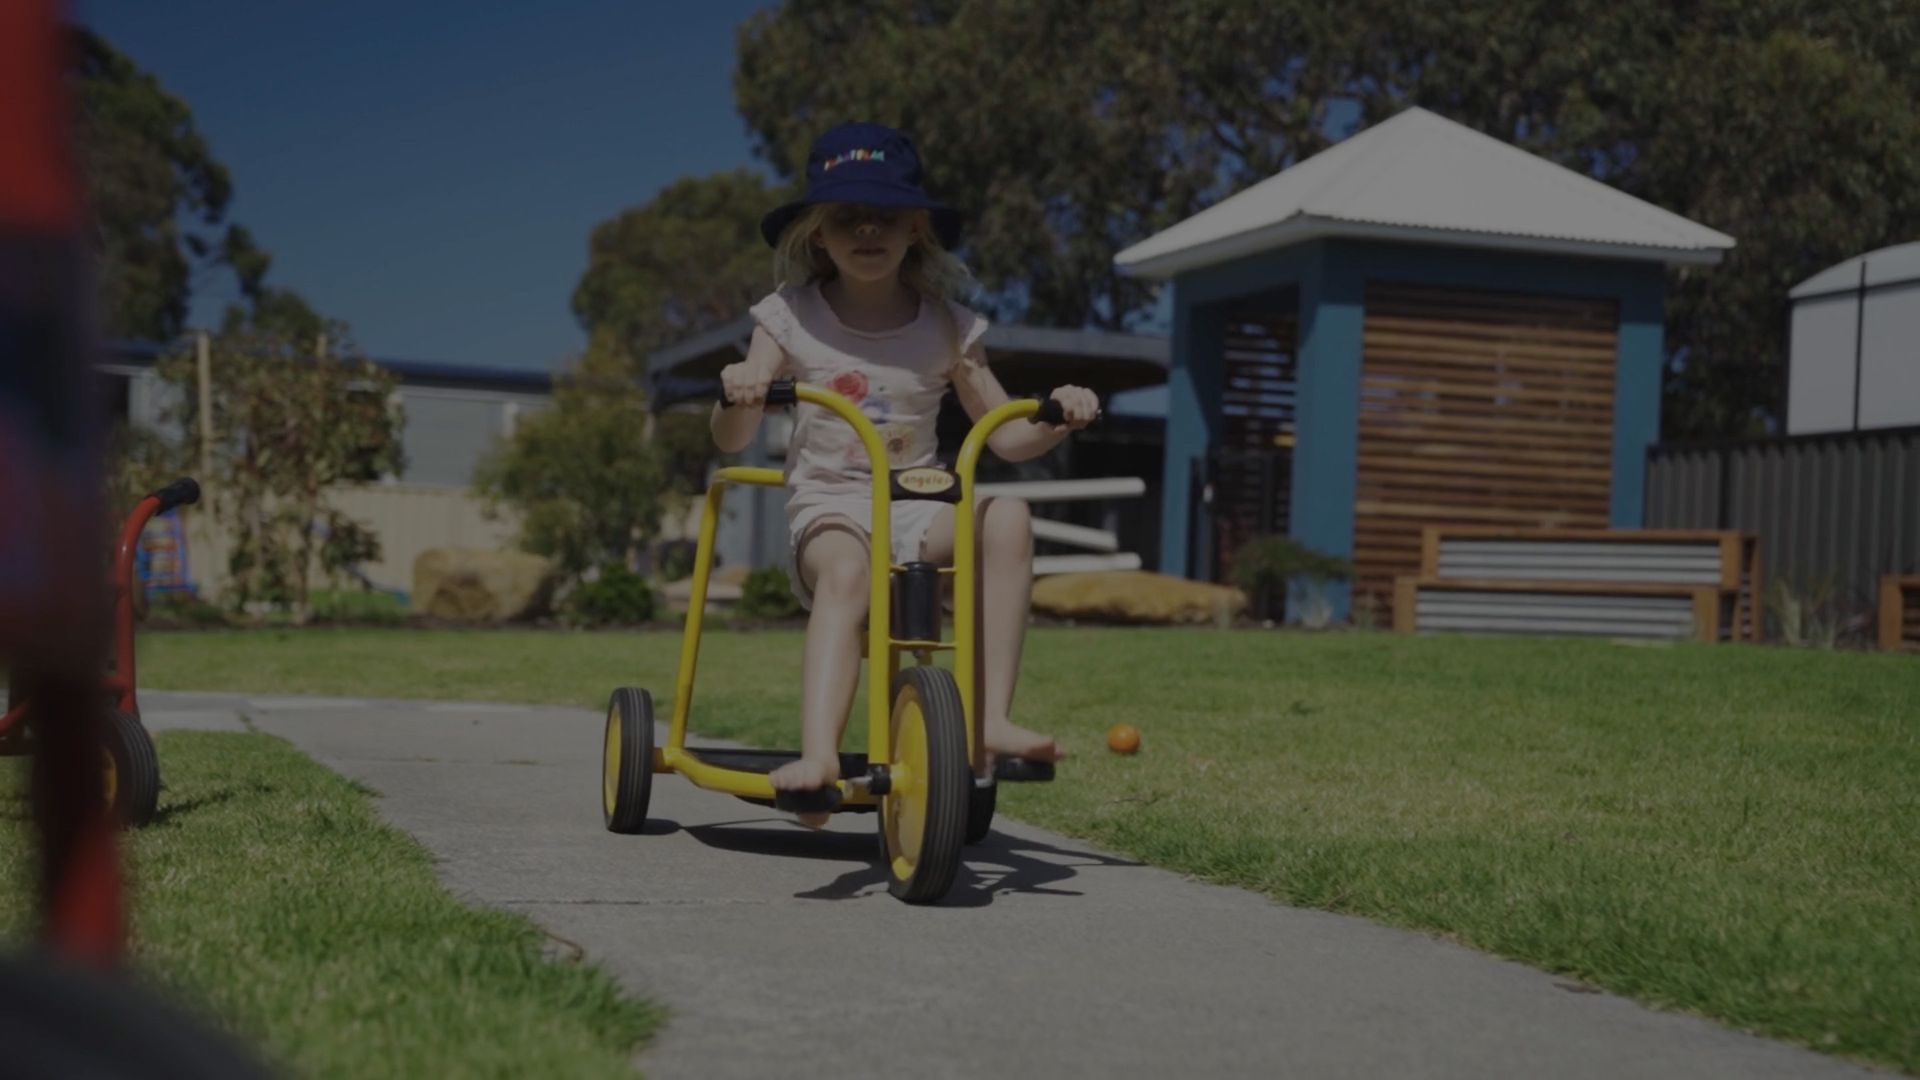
[133,626,1920,1073]
[2,730,658,1078]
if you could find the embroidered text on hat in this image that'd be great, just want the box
[823,149,886,172]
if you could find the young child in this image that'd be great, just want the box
[711,122,1097,823]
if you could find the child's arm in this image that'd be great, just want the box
[949,340,1098,462]
[710,327,787,454]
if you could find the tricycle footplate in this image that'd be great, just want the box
[684,747,869,776]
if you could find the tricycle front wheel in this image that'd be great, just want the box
[878,667,969,903]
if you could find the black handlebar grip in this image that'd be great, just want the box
[1032,395,1103,427]
[720,378,798,408]
[151,477,201,512]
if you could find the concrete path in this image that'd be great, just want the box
[143,691,1890,1080]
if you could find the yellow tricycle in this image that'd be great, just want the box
[599,378,1067,904]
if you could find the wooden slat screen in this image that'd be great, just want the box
[1356,283,1618,620]
[1881,576,1920,652]
[1211,302,1298,594]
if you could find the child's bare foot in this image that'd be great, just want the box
[768,755,840,827]
[983,718,1065,764]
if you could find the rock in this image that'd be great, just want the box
[1030,570,1247,625]
[411,547,556,622]
[661,576,743,613]
[659,563,753,614]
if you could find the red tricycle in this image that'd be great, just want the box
[1,477,202,827]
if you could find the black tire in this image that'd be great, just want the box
[602,688,655,834]
[965,777,996,844]
[879,666,969,904]
[104,710,160,828]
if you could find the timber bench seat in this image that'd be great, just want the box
[1394,527,1760,642]
[1881,575,1920,652]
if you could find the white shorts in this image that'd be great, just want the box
[786,496,951,610]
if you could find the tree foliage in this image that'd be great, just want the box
[572,169,793,362]
[151,319,403,613]
[730,0,1920,438]
[68,27,277,340]
[734,0,1222,330]
[474,333,677,585]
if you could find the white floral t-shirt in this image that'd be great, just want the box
[748,281,989,528]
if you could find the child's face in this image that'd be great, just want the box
[814,204,924,284]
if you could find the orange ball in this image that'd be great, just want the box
[1106,723,1141,754]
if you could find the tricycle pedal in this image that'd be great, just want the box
[992,758,1054,783]
[773,786,843,814]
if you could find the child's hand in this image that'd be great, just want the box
[719,360,775,409]
[1046,385,1101,431]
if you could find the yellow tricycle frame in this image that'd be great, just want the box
[651,381,1048,810]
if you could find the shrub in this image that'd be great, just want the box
[652,540,697,583]
[565,563,659,626]
[1231,534,1352,626]
[475,342,673,589]
[145,590,231,627]
[307,588,406,625]
[738,565,803,619]
[1765,575,1853,649]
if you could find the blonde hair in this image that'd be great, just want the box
[772,204,978,355]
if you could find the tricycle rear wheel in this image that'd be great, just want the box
[965,779,995,844]
[602,688,655,834]
[103,709,159,828]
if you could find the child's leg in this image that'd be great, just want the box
[921,497,1063,765]
[769,517,868,824]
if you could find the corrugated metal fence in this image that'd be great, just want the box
[1645,426,1920,610]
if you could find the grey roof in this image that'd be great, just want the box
[646,318,756,379]
[1115,107,1736,279]
[1789,240,1920,300]
[105,339,553,394]
[645,315,1169,400]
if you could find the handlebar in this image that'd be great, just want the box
[149,477,201,513]
[719,378,798,409]
[721,379,1098,427]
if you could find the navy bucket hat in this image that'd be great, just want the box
[759,122,963,249]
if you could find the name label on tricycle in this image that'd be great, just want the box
[892,466,961,502]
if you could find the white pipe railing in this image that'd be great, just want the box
[976,476,1146,502]
[977,476,1148,576]
[1031,518,1120,552]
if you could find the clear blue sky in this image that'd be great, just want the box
[74,1,776,371]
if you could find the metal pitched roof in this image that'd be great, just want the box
[1789,240,1920,300]
[1115,107,1736,279]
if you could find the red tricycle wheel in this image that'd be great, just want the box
[101,710,160,828]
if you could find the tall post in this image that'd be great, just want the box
[195,329,214,486]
